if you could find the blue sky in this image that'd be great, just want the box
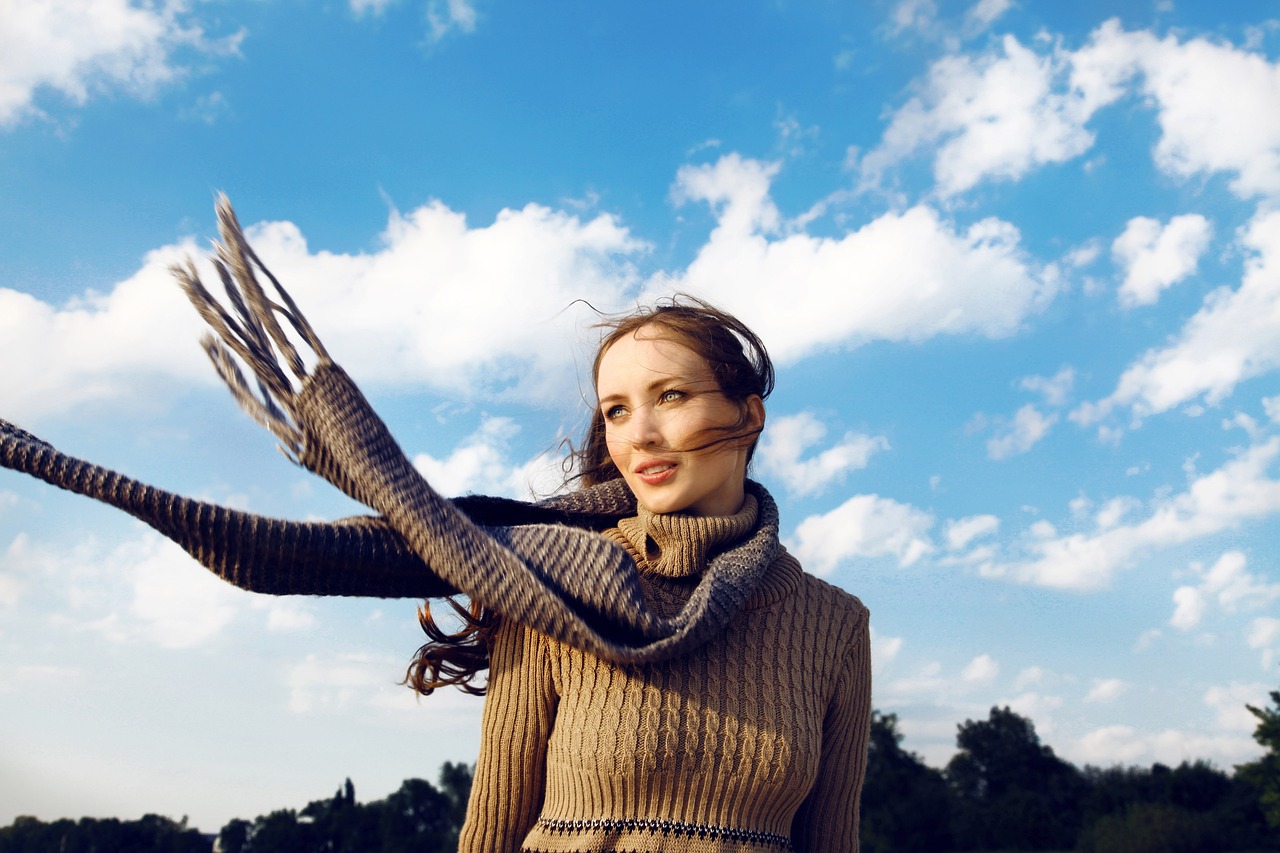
[2,0,1280,834]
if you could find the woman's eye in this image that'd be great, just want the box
[604,405,627,420]
[658,389,686,404]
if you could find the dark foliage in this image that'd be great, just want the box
[946,705,1087,851]
[0,813,210,853]
[860,711,953,853]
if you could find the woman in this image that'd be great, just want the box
[451,302,872,851]
[0,197,870,851]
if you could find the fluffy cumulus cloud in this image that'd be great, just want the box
[659,155,1058,363]
[1075,209,1280,427]
[1249,617,1280,670]
[0,0,243,126]
[756,412,889,497]
[412,416,563,500]
[962,653,1000,683]
[1170,550,1280,632]
[978,438,1280,590]
[858,33,1096,196]
[1112,214,1213,308]
[790,493,934,575]
[0,241,213,422]
[864,19,1280,201]
[5,529,250,649]
[2,156,1065,426]
[0,200,645,423]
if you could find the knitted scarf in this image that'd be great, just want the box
[0,195,778,665]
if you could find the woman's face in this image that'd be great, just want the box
[596,328,763,517]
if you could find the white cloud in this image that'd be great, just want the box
[663,155,1058,364]
[413,417,525,499]
[871,627,904,675]
[964,0,1012,32]
[859,34,1095,196]
[756,412,889,497]
[1074,209,1280,428]
[864,20,1280,201]
[888,0,938,37]
[4,527,298,648]
[978,438,1280,590]
[1205,681,1273,732]
[125,535,243,648]
[1112,214,1213,307]
[2,159,1060,426]
[0,200,645,423]
[1020,367,1075,407]
[987,404,1058,459]
[0,241,213,423]
[1084,678,1127,703]
[1135,27,1280,199]
[790,493,934,575]
[1014,666,1047,690]
[1095,496,1140,530]
[945,514,1000,551]
[0,0,243,126]
[1067,725,1261,768]
[1002,691,1064,735]
[287,652,390,714]
[425,0,479,42]
[1203,551,1280,612]
[1170,585,1206,631]
[259,600,317,632]
[962,653,999,683]
[1248,617,1280,670]
[350,0,397,15]
[1265,396,1280,423]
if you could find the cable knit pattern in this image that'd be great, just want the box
[461,501,871,853]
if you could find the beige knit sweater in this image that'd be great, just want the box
[460,495,872,853]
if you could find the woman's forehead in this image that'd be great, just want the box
[597,331,713,392]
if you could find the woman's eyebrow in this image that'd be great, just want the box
[598,371,704,407]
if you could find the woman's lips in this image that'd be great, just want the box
[635,461,676,485]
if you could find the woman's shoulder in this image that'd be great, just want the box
[792,558,870,627]
[751,548,868,628]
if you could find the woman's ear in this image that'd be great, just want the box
[746,394,765,434]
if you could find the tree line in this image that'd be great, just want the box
[3,688,1278,853]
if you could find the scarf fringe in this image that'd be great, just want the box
[170,193,336,463]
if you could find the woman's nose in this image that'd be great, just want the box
[630,406,663,447]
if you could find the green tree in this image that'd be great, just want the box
[437,761,474,831]
[1239,686,1280,828]
[859,710,952,853]
[375,778,456,853]
[1076,802,1222,853]
[946,705,1085,850]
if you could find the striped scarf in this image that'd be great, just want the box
[0,196,778,665]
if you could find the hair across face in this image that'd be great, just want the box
[596,330,763,516]
[577,296,774,499]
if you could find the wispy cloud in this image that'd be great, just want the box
[0,0,244,127]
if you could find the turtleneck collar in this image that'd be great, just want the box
[612,494,759,579]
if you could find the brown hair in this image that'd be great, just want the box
[573,294,774,487]
[404,294,774,696]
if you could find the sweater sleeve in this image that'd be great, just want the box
[791,608,872,852]
[459,619,559,853]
